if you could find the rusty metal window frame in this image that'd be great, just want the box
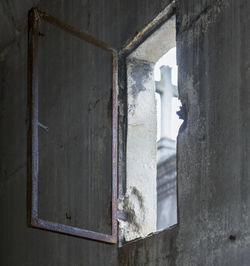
[27,8,118,244]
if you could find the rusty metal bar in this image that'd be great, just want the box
[36,8,116,55]
[31,218,116,243]
[27,8,118,244]
[28,8,39,225]
[112,53,118,240]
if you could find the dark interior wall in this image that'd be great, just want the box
[0,1,172,266]
[120,0,250,265]
[176,0,250,264]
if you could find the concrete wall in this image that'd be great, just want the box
[176,0,250,264]
[120,0,250,265]
[123,58,157,241]
[1,0,250,265]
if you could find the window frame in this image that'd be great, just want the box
[27,8,118,244]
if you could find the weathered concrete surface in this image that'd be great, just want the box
[119,226,178,265]
[124,59,157,241]
[176,0,250,265]
[119,0,250,265]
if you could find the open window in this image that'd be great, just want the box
[27,4,181,246]
[119,9,182,243]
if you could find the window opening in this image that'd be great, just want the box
[121,13,183,243]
